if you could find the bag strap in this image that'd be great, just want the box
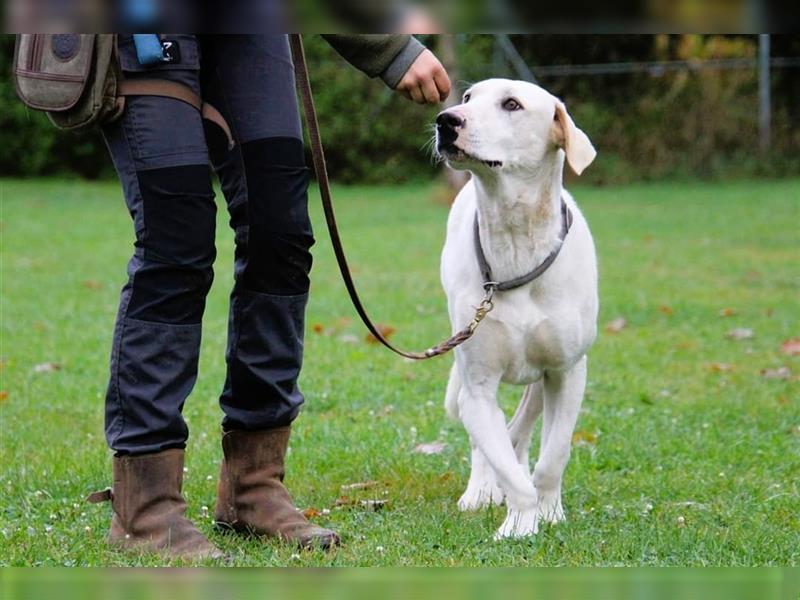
[117,79,234,149]
[118,79,201,110]
[289,34,495,360]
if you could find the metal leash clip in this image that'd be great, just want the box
[468,282,498,333]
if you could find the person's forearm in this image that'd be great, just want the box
[322,34,425,88]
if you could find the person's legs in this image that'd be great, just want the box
[200,34,337,548]
[201,35,313,431]
[99,35,220,559]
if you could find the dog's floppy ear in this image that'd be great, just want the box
[552,101,596,176]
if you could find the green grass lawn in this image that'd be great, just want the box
[0,177,798,566]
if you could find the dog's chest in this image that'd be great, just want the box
[489,294,570,384]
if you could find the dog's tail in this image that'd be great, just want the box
[444,363,461,420]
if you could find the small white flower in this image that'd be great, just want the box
[376,546,385,553]
[290,553,301,560]
[677,516,686,527]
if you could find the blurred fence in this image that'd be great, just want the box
[1,34,798,184]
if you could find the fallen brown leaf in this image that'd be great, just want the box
[727,328,754,340]
[777,395,790,406]
[340,480,378,491]
[780,338,800,356]
[302,507,321,519]
[761,367,792,380]
[707,362,735,373]
[82,280,103,290]
[0,390,8,403]
[604,317,627,334]
[311,323,325,335]
[572,430,598,446]
[658,305,674,316]
[718,308,737,318]
[413,441,447,455]
[365,324,396,344]
[33,362,61,374]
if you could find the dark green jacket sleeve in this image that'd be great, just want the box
[321,35,426,89]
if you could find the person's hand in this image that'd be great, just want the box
[396,49,451,104]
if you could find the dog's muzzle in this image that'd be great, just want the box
[435,110,464,151]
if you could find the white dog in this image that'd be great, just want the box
[436,79,599,539]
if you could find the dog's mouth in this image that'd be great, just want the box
[438,143,503,168]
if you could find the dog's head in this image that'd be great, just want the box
[435,79,596,176]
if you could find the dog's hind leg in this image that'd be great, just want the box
[458,443,506,511]
[507,382,544,476]
[533,356,588,525]
[444,363,461,420]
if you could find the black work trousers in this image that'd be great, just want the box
[103,35,313,455]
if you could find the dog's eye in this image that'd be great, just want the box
[502,98,522,111]
[463,93,471,103]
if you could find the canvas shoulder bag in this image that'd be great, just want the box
[13,34,125,131]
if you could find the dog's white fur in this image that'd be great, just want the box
[437,79,599,539]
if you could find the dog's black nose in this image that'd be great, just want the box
[436,111,465,129]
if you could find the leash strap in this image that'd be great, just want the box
[290,33,491,360]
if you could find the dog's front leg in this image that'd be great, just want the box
[533,356,588,525]
[457,376,540,538]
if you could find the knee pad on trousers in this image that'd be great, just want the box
[239,137,315,295]
[127,165,217,324]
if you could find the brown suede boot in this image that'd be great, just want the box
[214,427,340,549]
[88,449,223,561]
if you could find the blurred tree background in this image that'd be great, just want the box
[1,34,798,184]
